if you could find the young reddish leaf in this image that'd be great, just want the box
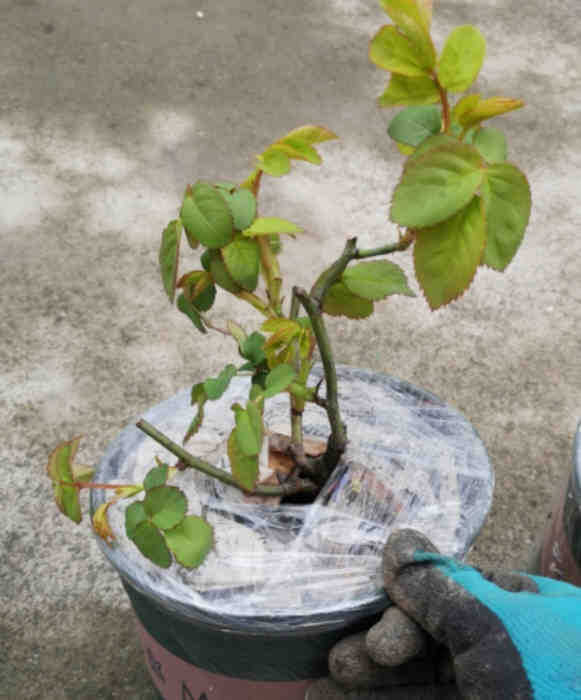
[206,250,242,294]
[472,127,507,163]
[481,163,531,271]
[180,271,216,312]
[390,143,485,228]
[458,97,525,129]
[387,105,441,147]
[263,363,297,398]
[180,182,234,249]
[370,25,433,78]
[177,293,207,334]
[437,26,486,93]
[378,1,435,69]
[221,188,257,231]
[343,260,415,301]
[227,428,259,492]
[323,282,374,319]
[130,520,172,568]
[257,147,291,176]
[143,485,187,531]
[203,364,237,400]
[379,74,439,108]
[222,237,260,292]
[93,502,114,544]
[243,217,303,237]
[159,220,182,303]
[232,404,262,457]
[414,196,486,310]
[165,516,214,568]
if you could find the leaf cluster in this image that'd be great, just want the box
[371,0,531,308]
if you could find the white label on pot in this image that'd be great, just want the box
[137,619,317,700]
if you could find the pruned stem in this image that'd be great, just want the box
[136,419,317,497]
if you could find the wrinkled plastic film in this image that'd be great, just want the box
[91,366,493,622]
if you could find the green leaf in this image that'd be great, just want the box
[222,188,257,231]
[390,143,485,228]
[143,464,169,491]
[227,429,259,492]
[177,293,207,334]
[232,404,262,457]
[458,96,525,129]
[221,237,260,292]
[406,133,457,163]
[481,163,531,271]
[279,125,337,145]
[323,282,374,319]
[243,217,303,237]
[241,332,267,366]
[437,26,486,93]
[275,138,321,165]
[452,94,481,123]
[378,74,439,108]
[369,25,433,78]
[159,220,182,303]
[227,320,247,349]
[125,501,148,539]
[204,364,237,400]
[387,105,441,147]
[343,260,415,301]
[206,250,242,294]
[165,516,214,568]
[414,196,486,310]
[214,181,237,191]
[47,438,83,524]
[378,0,435,70]
[472,127,507,162]
[184,384,207,444]
[180,182,234,249]
[143,485,187,531]
[257,147,291,176]
[130,521,172,568]
[263,363,297,399]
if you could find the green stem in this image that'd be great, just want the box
[257,236,282,313]
[293,287,347,472]
[236,290,275,317]
[433,74,451,132]
[136,419,316,497]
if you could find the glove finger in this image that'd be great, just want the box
[366,606,427,666]
[306,677,462,700]
[329,632,437,689]
[382,529,536,699]
[480,569,539,593]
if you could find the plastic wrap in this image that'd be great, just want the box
[91,365,493,625]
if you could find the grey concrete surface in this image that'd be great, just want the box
[2,0,580,698]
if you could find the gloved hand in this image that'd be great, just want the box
[306,529,581,699]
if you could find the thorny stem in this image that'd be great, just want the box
[136,419,317,497]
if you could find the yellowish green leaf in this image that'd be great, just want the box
[437,26,486,93]
[369,25,433,78]
[379,74,439,108]
[458,96,525,129]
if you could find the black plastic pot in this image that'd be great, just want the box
[528,420,581,586]
[90,366,494,700]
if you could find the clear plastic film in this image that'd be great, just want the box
[91,366,493,625]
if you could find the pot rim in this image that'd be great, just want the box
[90,364,493,633]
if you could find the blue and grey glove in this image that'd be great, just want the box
[307,529,581,699]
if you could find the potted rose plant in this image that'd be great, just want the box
[47,2,531,699]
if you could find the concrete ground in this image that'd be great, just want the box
[2,0,580,698]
